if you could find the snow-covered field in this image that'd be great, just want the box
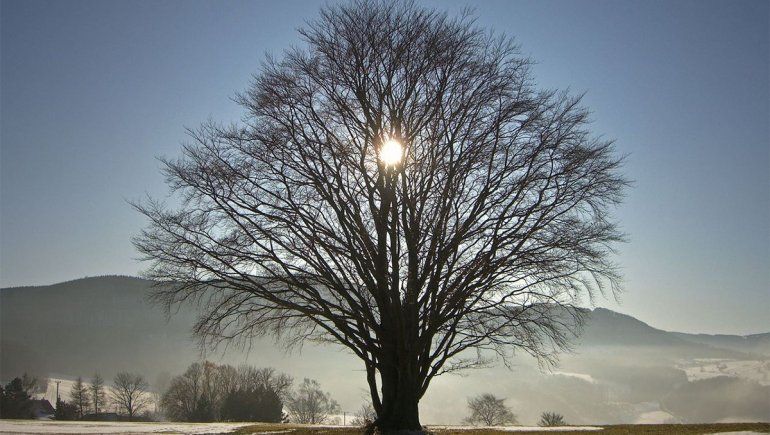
[0,420,606,434]
[679,358,770,385]
[0,420,252,434]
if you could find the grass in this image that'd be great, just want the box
[432,423,770,434]
[231,422,770,435]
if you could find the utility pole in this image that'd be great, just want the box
[55,380,61,406]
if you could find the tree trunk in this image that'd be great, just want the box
[375,355,423,432]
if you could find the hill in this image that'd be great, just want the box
[670,331,770,356]
[1,276,198,379]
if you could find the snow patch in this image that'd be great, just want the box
[551,371,597,384]
[0,420,252,434]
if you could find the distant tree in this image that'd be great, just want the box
[220,387,283,422]
[219,389,251,421]
[286,378,340,424]
[237,366,293,401]
[111,372,150,420]
[54,398,78,420]
[350,402,377,427]
[21,373,48,397]
[191,396,215,422]
[89,373,107,415]
[161,362,208,422]
[211,363,239,407]
[0,377,32,419]
[69,377,90,419]
[539,411,566,427]
[161,361,292,423]
[463,394,517,426]
[160,361,220,422]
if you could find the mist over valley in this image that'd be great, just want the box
[2,276,767,425]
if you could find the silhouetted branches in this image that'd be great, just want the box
[111,372,150,420]
[134,0,626,430]
[464,393,517,426]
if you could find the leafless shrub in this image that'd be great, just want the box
[464,393,517,426]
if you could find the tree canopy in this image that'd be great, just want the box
[135,0,626,430]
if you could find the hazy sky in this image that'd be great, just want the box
[1,0,768,334]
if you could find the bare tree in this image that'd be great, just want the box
[161,361,226,422]
[539,411,566,427]
[89,373,106,416]
[351,402,377,426]
[20,373,48,397]
[463,393,517,426]
[286,378,340,424]
[69,377,90,419]
[159,361,291,422]
[111,372,150,420]
[161,362,213,422]
[134,1,626,430]
[237,366,293,401]
[211,363,239,407]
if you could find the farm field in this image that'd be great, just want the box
[1,421,769,435]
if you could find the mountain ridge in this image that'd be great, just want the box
[2,275,766,343]
[2,275,766,383]
[5,275,764,339]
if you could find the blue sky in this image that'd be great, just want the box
[1,0,768,334]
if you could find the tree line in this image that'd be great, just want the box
[57,372,151,420]
[3,369,564,427]
[0,371,152,421]
[0,362,342,425]
[159,361,341,424]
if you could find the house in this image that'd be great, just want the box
[29,399,55,419]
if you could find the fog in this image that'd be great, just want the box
[2,276,768,425]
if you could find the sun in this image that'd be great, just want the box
[380,138,403,166]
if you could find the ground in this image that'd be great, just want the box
[1,421,769,435]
